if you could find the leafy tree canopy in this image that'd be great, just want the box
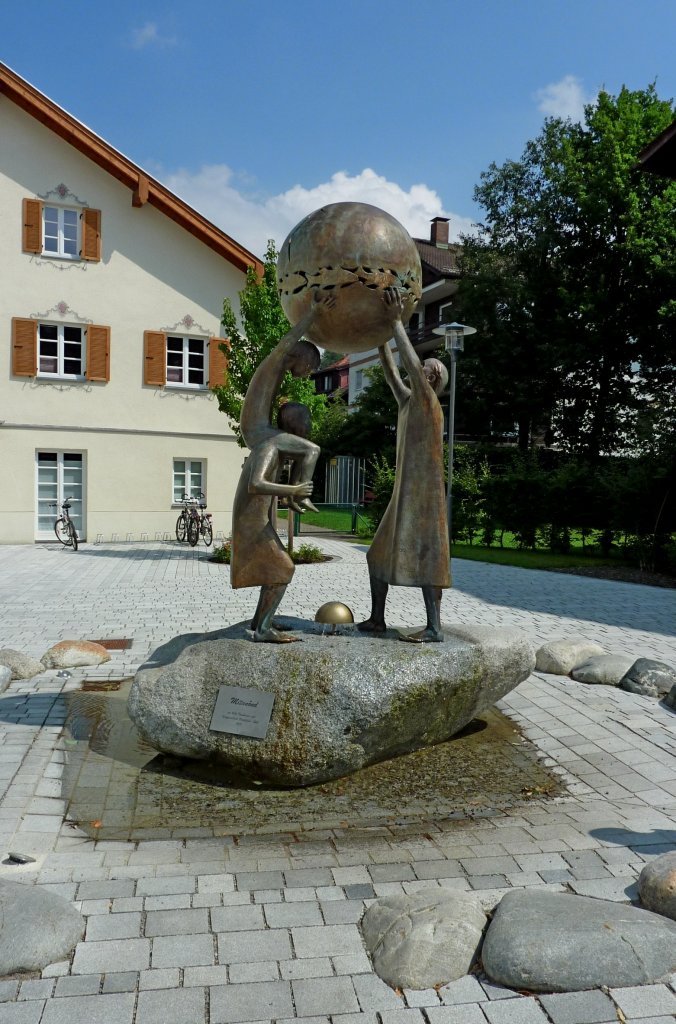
[213,240,329,446]
[454,83,676,458]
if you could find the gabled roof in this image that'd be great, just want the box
[412,238,461,278]
[637,119,676,179]
[0,62,263,275]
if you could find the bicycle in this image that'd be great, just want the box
[52,498,78,550]
[175,494,197,543]
[188,495,213,548]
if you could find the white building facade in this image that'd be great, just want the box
[1,63,261,544]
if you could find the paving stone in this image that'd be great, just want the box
[138,968,180,990]
[292,976,360,1016]
[292,923,365,958]
[0,980,19,1001]
[40,992,136,1024]
[321,900,365,924]
[101,973,137,993]
[332,950,374,974]
[279,957,333,980]
[217,928,291,964]
[0,1004,48,1024]
[379,1011,426,1024]
[209,980,293,1023]
[538,989,617,1023]
[610,983,676,1018]
[210,904,264,931]
[438,975,486,1004]
[135,986,205,1023]
[344,883,376,900]
[482,997,552,1022]
[144,908,209,936]
[402,987,441,1007]
[228,960,278,983]
[150,933,214,968]
[426,1007,488,1024]
[86,912,141,941]
[235,870,284,890]
[18,979,54,1000]
[352,973,404,1009]
[263,901,322,927]
[71,938,150,975]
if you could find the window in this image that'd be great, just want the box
[12,319,110,381]
[439,302,454,324]
[355,369,364,391]
[144,332,227,388]
[173,459,204,502]
[166,336,206,387]
[22,199,101,261]
[38,323,84,378]
[323,374,333,391]
[43,206,79,258]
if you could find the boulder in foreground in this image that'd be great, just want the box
[128,620,534,786]
[361,889,486,989]
[0,879,85,974]
[482,889,676,992]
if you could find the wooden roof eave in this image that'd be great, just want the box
[0,63,263,276]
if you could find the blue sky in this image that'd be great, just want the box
[3,1,676,257]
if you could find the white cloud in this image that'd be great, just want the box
[130,22,177,50]
[535,75,593,121]
[161,165,476,258]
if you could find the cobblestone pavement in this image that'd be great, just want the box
[0,539,675,1024]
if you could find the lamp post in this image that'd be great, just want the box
[432,321,476,551]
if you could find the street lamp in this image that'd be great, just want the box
[432,321,477,550]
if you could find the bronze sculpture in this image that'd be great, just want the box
[358,287,451,642]
[230,292,335,643]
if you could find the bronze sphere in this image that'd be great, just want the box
[277,202,422,354]
[315,601,355,625]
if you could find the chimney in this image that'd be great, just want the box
[430,217,449,246]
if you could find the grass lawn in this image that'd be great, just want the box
[280,506,635,571]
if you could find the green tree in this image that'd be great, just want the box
[327,363,399,461]
[455,84,676,458]
[213,240,329,445]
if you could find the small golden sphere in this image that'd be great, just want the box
[315,601,355,625]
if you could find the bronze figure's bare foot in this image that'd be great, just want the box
[253,627,302,644]
[357,618,387,634]
[398,626,444,644]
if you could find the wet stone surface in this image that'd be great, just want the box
[59,681,564,840]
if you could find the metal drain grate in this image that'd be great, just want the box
[90,638,133,650]
[81,680,124,692]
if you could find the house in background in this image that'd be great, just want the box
[1,62,262,544]
[311,354,349,402]
[348,217,461,403]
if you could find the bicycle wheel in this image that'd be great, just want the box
[54,518,70,546]
[187,518,199,547]
[176,513,187,542]
[68,522,79,551]
[202,519,213,547]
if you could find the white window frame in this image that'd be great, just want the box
[42,204,80,260]
[439,302,454,324]
[37,321,85,380]
[35,450,86,541]
[355,369,364,391]
[172,459,205,505]
[166,335,207,389]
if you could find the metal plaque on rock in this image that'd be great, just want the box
[209,685,275,739]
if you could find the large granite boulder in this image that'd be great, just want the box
[619,658,676,698]
[0,648,43,680]
[0,879,85,973]
[361,889,486,989]
[664,683,676,711]
[128,619,534,786]
[535,638,604,675]
[482,890,676,992]
[639,851,676,921]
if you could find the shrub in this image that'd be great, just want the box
[210,540,328,565]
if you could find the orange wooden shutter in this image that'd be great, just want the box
[22,199,42,253]
[144,331,166,386]
[86,325,110,382]
[208,336,229,387]
[81,208,101,261]
[12,318,37,376]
